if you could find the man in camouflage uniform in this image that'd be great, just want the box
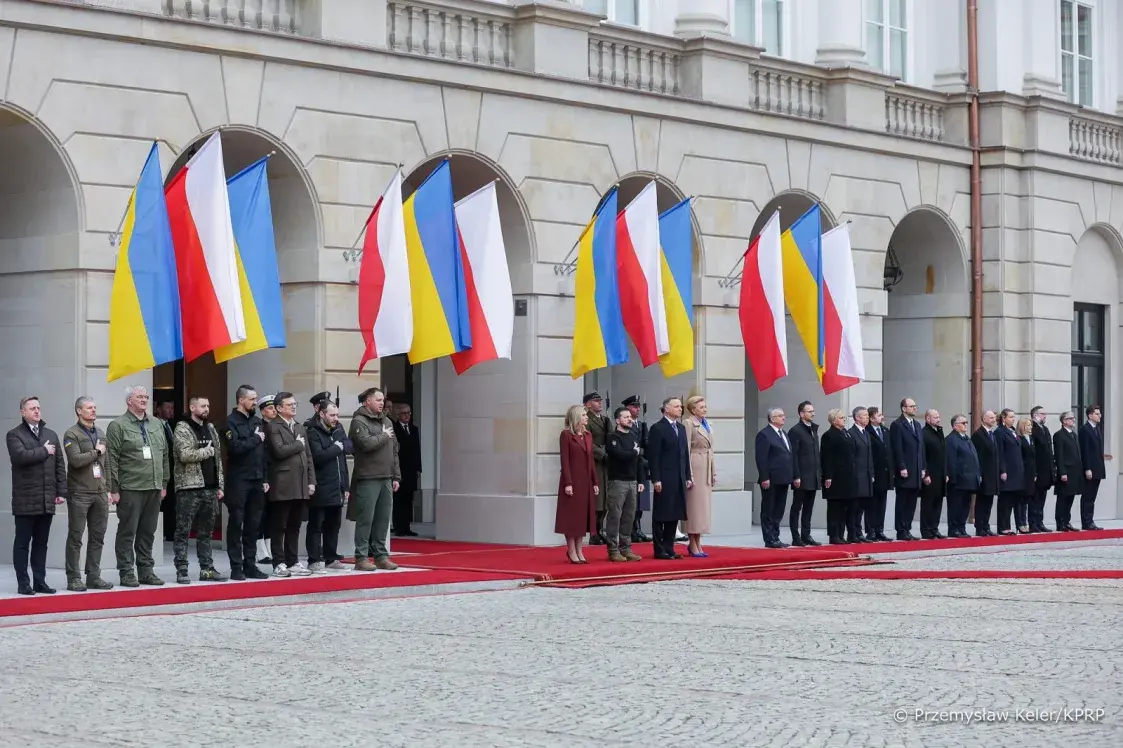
[62,396,114,592]
[171,396,226,584]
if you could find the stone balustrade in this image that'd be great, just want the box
[1069,114,1123,165]
[885,86,948,142]
[748,61,826,121]
[163,0,300,34]
[587,27,681,95]
[386,0,513,68]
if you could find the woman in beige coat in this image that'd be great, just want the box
[683,395,716,557]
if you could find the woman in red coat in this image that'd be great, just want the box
[557,404,599,563]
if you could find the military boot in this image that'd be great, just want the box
[67,579,87,592]
[607,551,626,562]
[176,569,191,585]
[86,577,114,590]
[199,568,227,582]
[374,558,399,571]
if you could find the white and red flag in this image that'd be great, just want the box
[615,181,669,367]
[820,223,864,394]
[164,132,245,361]
[450,182,513,374]
[357,169,412,374]
[739,210,787,390]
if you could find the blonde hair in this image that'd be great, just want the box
[1017,417,1033,436]
[827,408,846,426]
[685,395,706,416]
[563,405,587,434]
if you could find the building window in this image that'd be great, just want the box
[865,0,907,79]
[1060,0,1094,106]
[731,0,784,56]
[585,0,639,26]
[1071,303,1105,427]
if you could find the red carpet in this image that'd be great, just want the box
[710,568,1123,581]
[405,543,859,584]
[832,528,1123,554]
[0,568,526,619]
[385,538,531,555]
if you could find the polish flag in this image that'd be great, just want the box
[616,181,668,366]
[739,210,787,390]
[820,223,864,394]
[165,132,245,362]
[451,182,513,375]
[357,169,412,374]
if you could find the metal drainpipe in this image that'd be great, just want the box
[967,0,984,427]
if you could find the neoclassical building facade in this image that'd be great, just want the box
[0,0,1120,547]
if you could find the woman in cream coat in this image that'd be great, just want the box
[683,395,716,557]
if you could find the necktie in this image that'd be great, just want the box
[672,421,678,438]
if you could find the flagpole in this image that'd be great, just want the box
[453,178,501,207]
[348,163,404,254]
[554,184,619,276]
[107,138,185,248]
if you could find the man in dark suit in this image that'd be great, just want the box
[392,402,422,536]
[944,414,981,537]
[788,401,820,546]
[1078,405,1106,530]
[971,410,1001,536]
[622,395,652,543]
[646,397,691,559]
[995,408,1025,534]
[1053,411,1083,531]
[865,406,892,541]
[888,397,925,540]
[847,407,874,543]
[755,407,794,549]
[584,392,610,545]
[919,409,947,539]
[1029,406,1056,532]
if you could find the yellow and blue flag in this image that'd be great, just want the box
[214,157,286,363]
[572,188,627,379]
[780,205,824,372]
[657,198,694,377]
[107,143,182,382]
[406,159,472,364]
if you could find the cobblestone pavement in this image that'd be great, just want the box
[2,550,1121,748]
[853,538,1123,571]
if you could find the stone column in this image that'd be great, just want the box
[1021,0,1065,99]
[930,0,967,92]
[673,0,730,38]
[815,0,867,67]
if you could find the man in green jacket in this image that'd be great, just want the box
[62,396,114,592]
[107,385,171,587]
[347,387,400,571]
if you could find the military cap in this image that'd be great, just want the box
[258,394,276,408]
[582,391,602,403]
[309,390,332,408]
[621,395,641,407]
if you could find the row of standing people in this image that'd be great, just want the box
[754,398,1107,548]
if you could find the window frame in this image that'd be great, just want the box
[1059,0,1096,107]
[864,0,911,81]
[1071,302,1106,429]
[584,0,643,27]
[728,0,789,57]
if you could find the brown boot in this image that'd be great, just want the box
[622,550,642,562]
[375,558,399,571]
[354,558,376,571]
[607,551,627,562]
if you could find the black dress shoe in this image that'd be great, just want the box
[1085,524,1104,531]
[920,533,935,540]
[1062,524,1080,532]
[17,584,33,595]
[790,536,806,547]
[33,583,56,594]
[874,533,891,542]
[932,532,947,539]
[802,536,822,547]
[764,541,784,549]
[828,537,844,545]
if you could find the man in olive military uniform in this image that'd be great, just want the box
[348,387,400,571]
[172,396,226,584]
[584,391,610,545]
[107,385,171,588]
[62,396,114,591]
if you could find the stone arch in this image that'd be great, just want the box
[882,205,969,427]
[156,127,322,428]
[0,104,83,516]
[749,189,839,238]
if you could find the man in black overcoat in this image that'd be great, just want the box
[1029,406,1056,532]
[1078,405,1106,531]
[865,407,893,541]
[646,397,692,559]
[889,397,926,540]
[787,400,820,546]
[1053,411,1084,532]
[919,409,947,539]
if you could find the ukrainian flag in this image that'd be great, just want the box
[572,188,628,379]
[107,143,182,382]
[657,198,694,377]
[214,157,286,362]
[781,204,824,373]
[406,160,472,364]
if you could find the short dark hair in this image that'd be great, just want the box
[662,396,680,409]
[613,406,629,421]
[1086,404,1101,417]
[868,406,881,419]
[235,385,256,401]
[275,391,295,407]
[1030,405,1044,417]
[188,395,209,406]
[900,397,912,410]
[798,400,813,414]
[999,408,1015,420]
[360,387,383,404]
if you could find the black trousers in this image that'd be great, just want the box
[826,499,861,540]
[946,489,972,534]
[1030,486,1049,529]
[392,486,416,532]
[307,505,342,564]
[652,520,678,557]
[894,488,919,535]
[973,494,994,533]
[1014,495,1029,528]
[920,493,944,536]
[847,498,865,539]
[13,514,52,588]
[269,500,306,568]
[226,477,265,570]
[1055,493,1076,528]
[996,493,1019,532]
[789,489,816,539]
[759,483,789,545]
[1082,479,1100,528]
[865,488,888,536]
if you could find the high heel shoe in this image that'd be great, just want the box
[566,553,581,564]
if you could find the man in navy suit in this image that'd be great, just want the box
[646,397,692,559]
[889,397,926,540]
[1078,405,1107,530]
[944,414,981,537]
[755,407,794,549]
